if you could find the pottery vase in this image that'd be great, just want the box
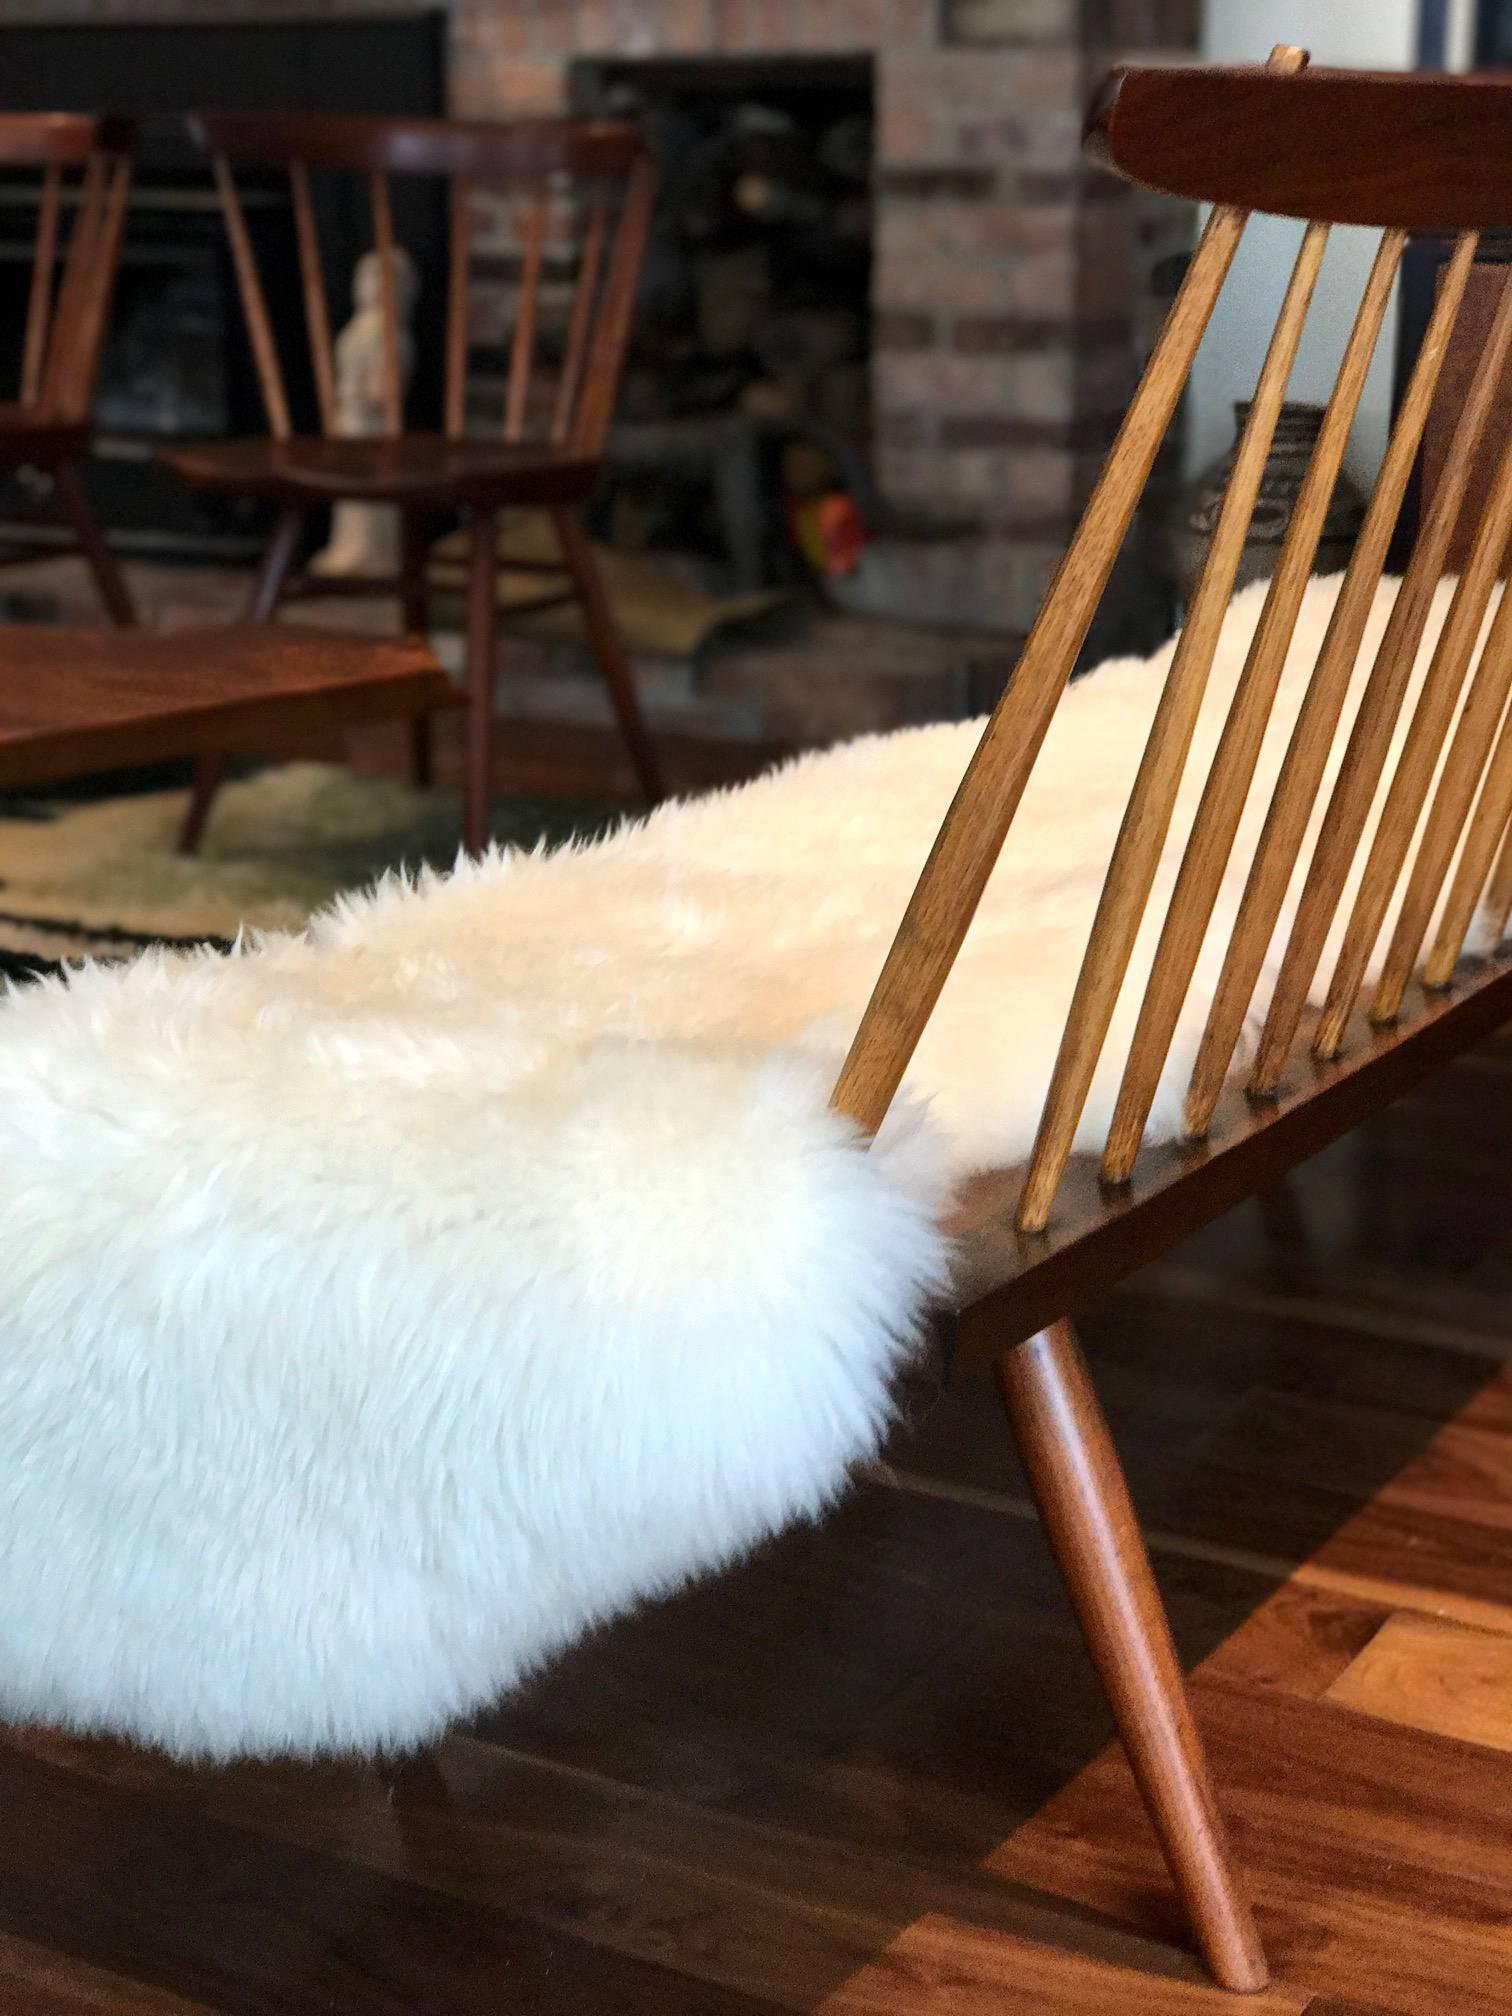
[1160,400,1366,608]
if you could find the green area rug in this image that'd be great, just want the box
[0,764,612,968]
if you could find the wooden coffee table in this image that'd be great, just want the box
[0,625,459,793]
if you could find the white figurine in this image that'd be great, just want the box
[308,245,420,579]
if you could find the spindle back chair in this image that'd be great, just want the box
[830,51,1512,1995]
[161,112,662,856]
[0,114,136,624]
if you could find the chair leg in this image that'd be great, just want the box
[551,507,665,806]
[179,506,305,857]
[245,508,306,626]
[995,1319,1268,1994]
[53,461,134,627]
[400,507,434,789]
[462,511,498,859]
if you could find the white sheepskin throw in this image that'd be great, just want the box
[0,571,1485,1762]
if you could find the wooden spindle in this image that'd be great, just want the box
[41,154,103,417]
[290,161,336,435]
[445,175,472,441]
[55,153,132,424]
[370,170,404,436]
[71,153,131,419]
[505,188,547,442]
[1424,713,1512,986]
[1370,579,1512,1020]
[212,152,291,441]
[1101,225,1403,1180]
[553,195,606,446]
[1474,808,1512,958]
[572,154,657,457]
[1015,216,1329,1231]
[21,160,61,408]
[1238,232,1487,1102]
[833,41,1310,1150]
[829,202,1248,1142]
[1315,400,1512,1057]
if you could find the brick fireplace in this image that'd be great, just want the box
[451,0,1200,639]
[5,0,1199,742]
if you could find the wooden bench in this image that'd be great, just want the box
[830,50,1512,1992]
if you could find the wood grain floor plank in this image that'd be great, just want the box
[1449,1375,1512,1436]
[1305,1492,1512,1612]
[1115,1261,1512,1366]
[1300,2000,1415,2016]
[0,1932,227,2015]
[1324,1612,1512,1754]
[988,1676,1512,2015]
[1375,1418,1512,1533]
[0,1744,781,2016]
[1286,1565,1512,1643]
[1198,1582,1390,1702]
[814,1914,1311,2015]
[11,1723,1038,2015]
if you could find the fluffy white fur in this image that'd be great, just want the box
[0,571,1489,1761]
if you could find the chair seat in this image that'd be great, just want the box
[0,406,90,469]
[0,624,459,792]
[159,434,602,510]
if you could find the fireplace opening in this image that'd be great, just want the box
[572,56,875,593]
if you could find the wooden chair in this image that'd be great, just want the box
[161,112,664,857]
[831,50,1512,1992]
[0,114,136,626]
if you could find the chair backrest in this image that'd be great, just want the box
[833,48,1512,1230]
[186,111,656,459]
[0,113,136,426]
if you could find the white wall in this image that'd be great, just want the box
[1445,0,1477,69]
[1187,3,1420,485]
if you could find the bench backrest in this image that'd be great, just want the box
[834,49,1512,1232]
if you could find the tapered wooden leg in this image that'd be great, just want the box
[244,508,307,627]
[54,460,134,626]
[462,511,498,858]
[177,755,227,859]
[551,507,665,805]
[996,1320,1268,1994]
[179,505,305,856]
[400,507,434,789]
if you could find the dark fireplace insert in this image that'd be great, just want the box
[572,54,875,591]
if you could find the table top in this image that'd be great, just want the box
[0,624,458,790]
